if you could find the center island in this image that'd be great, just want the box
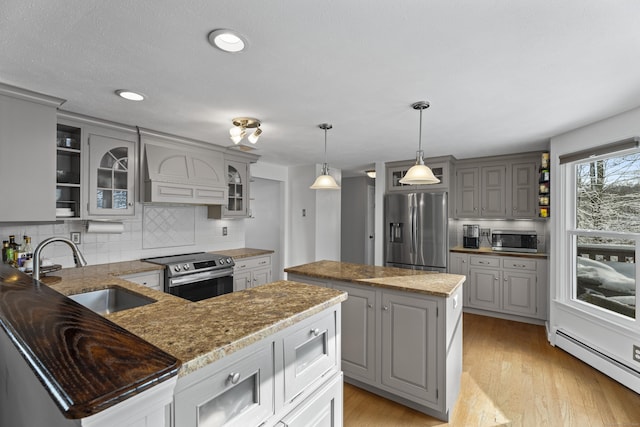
[285,260,465,422]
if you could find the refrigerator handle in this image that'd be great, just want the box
[411,206,417,255]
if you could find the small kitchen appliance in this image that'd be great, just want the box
[143,252,235,302]
[491,230,537,253]
[463,224,480,249]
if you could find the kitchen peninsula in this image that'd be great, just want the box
[0,261,346,427]
[285,260,465,422]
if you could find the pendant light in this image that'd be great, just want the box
[399,101,440,185]
[310,123,340,190]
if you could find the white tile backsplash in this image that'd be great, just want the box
[0,204,246,268]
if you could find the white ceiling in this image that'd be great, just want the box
[2,1,640,176]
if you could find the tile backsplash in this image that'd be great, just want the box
[0,204,245,268]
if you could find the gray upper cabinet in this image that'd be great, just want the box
[511,162,538,218]
[88,133,136,216]
[208,159,250,218]
[386,156,455,193]
[454,153,540,219]
[480,164,507,217]
[0,84,63,222]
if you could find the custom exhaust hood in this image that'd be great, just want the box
[141,130,228,205]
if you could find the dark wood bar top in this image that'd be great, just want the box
[0,264,180,419]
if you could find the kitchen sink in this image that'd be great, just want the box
[69,287,156,315]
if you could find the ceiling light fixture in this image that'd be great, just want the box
[115,90,145,101]
[310,123,340,190]
[229,117,262,144]
[399,101,440,185]
[366,170,376,179]
[208,29,247,53]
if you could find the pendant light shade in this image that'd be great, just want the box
[310,123,340,190]
[399,101,440,185]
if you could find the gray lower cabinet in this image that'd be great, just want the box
[381,291,438,405]
[288,274,462,422]
[172,306,342,427]
[333,282,376,382]
[119,270,163,291]
[449,252,547,321]
[233,254,272,291]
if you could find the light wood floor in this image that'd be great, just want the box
[343,313,640,426]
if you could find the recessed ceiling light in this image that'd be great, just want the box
[115,90,145,101]
[208,29,246,53]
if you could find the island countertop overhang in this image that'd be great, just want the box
[285,260,465,297]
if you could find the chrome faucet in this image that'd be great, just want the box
[32,237,88,280]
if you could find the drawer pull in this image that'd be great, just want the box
[228,372,241,384]
[310,328,320,336]
[478,261,488,264]
[513,264,526,268]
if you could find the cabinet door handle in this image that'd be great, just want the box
[228,372,241,384]
[367,304,373,309]
[494,277,499,281]
[383,305,389,311]
[310,328,320,336]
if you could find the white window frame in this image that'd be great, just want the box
[562,150,640,329]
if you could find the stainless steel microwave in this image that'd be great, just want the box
[491,230,537,253]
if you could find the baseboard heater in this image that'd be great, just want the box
[556,329,640,392]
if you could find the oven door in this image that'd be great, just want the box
[168,269,234,302]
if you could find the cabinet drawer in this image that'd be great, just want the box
[469,256,500,268]
[174,345,274,427]
[234,255,271,272]
[120,271,162,290]
[502,258,536,271]
[283,311,337,403]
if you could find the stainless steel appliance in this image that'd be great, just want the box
[143,252,234,301]
[491,230,537,253]
[463,224,480,249]
[384,192,448,272]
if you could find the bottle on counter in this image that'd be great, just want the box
[7,235,18,266]
[23,236,33,259]
[1,241,8,263]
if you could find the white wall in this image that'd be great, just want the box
[549,105,640,392]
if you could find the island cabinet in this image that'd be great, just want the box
[454,152,540,219]
[286,272,463,422]
[171,304,343,427]
[233,254,272,291]
[449,251,548,322]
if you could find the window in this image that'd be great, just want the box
[569,151,640,320]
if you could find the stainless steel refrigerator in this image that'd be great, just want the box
[384,192,448,272]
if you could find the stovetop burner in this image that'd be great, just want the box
[143,252,234,277]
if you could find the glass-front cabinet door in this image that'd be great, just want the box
[210,160,249,218]
[88,133,135,216]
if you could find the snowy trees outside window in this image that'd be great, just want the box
[573,152,640,319]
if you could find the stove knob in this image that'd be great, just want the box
[174,265,181,272]
[183,264,190,270]
[219,259,225,264]
[226,258,232,264]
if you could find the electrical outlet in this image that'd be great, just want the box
[634,345,640,363]
[480,228,490,237]
[222,227,227,236]
[302,209,306,217]
[70,232,81,244]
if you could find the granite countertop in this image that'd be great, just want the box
[285,260,465,297]
[0,263,180,419]
[48,260,346,376]
[210,247,274,259]
[1,256,345,419]
[450,246,548,259]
